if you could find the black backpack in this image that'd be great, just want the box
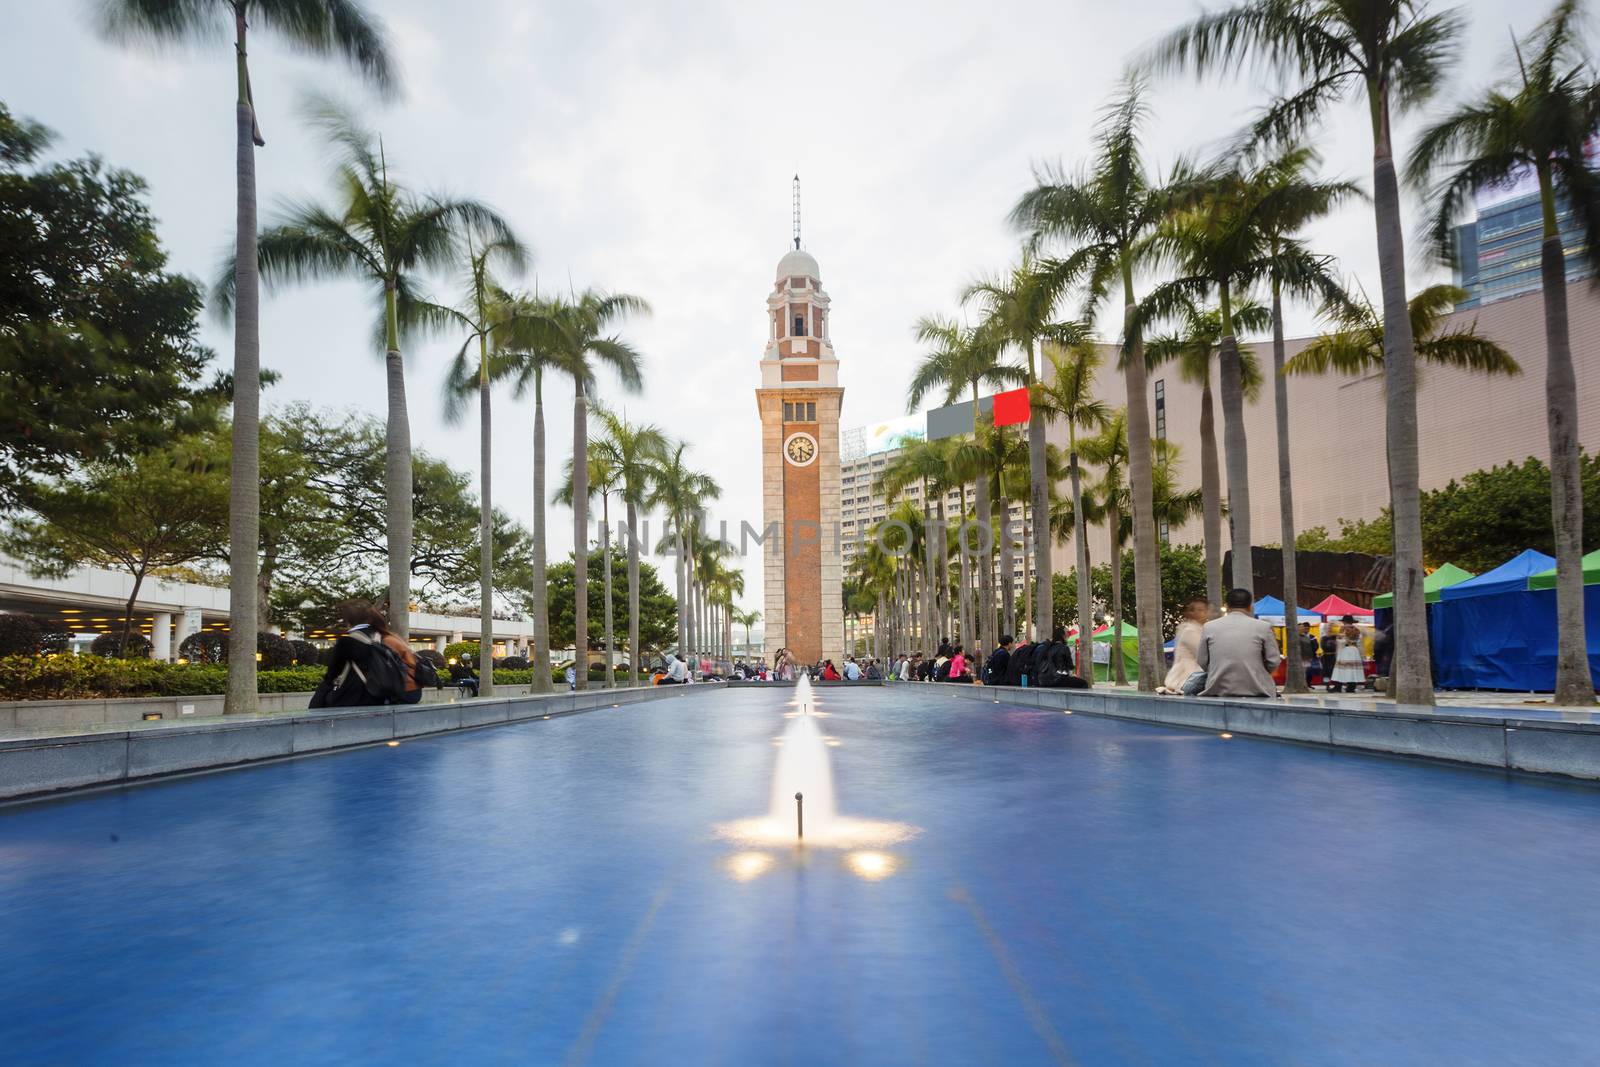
[412,656,441,689]
[342,629,410,703]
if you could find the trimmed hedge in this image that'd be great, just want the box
[0,655,325,701]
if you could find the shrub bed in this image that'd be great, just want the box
[0,655,325,701]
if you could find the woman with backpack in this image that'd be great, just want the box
[310,600,419,708]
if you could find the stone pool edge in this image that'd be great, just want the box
[0,684,705,803]
[939,684,1600,782]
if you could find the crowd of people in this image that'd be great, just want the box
[309,591,1389,706]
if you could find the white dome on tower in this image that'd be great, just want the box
[776,248,820,282]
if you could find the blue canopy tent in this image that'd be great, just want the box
[1431,549,1561,690]
[1251,595,1321,624]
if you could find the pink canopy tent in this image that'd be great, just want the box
[1308,594,1373,618]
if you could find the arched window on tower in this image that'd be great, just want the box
[793,313,806,337]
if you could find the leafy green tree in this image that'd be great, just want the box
[1423,454,1600,574]
[1148,0,1466,706]
[0,103,212,507]
[217,97,518,642]
[2,437,228,653]
[98,0,395,716]
[1407,0,1600,704]
[540,549,676,658]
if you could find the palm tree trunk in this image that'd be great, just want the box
[1371,101,1432,706]
[997,491,1014,639]
[921,481,936,651]
[674,525,687,656]
[224,16,260,715]
[685,527,697,663]
[1199,377,1223,605]
[626,497,640,687]
[1122,275,1164,691]
[1272,276,1305,693]
[1028,351,1052,645]
[1070,427,1093,686]
[1022,516,1033,642]
[936,496,950,643]
[1537,179,1590,704]
[383,281,413,641]
[1110,507,1127,686]
[572,378,588,690]
[530,369,552,693]
[601,492,614,689]
[478,341,494,698]
[957,485,973,645]
[1217,327,1252,593]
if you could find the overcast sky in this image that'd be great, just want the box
[1,0,1548,612]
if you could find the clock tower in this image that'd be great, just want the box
[756,183,843,667]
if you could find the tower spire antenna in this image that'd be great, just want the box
[792,174,802,250]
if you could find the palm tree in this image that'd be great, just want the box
[1148,0,1466,705]
[908,315,1023,654]
[1139,160,1347,595]
[99,1,394,715]
[590,406,667,684]
[1283,285,1521,379]
[1082,410,1134,684]
[1145,299,1270,604]
[440,235,531,698]
[878,436,963,649]
[963,258,1089,642]
[1245,146,1363,692]
[541,290,648,689]
[556,449,620,687]
[216,98,519,643]
[489,292,575,693]
[734,607,762,658]
[1034,341,1112,683]
[1011,81,1182,691]
[651,444,718,662]
[1407,0,1600,704]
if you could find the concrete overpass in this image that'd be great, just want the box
[0,557,535,660]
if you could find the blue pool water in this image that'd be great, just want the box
[2,687,1598,1065]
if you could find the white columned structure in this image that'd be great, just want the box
[151,611,173,661]
[176,608,203,656]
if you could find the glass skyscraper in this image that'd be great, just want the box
[1453,190,1594,308]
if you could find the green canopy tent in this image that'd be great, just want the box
[1373,562,1475,608]
[1527,549,1600,590]
[1091,620,1139,682]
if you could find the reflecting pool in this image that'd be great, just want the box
[2,686,1597,1064]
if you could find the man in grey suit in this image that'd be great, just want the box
[1197,588,1281,698]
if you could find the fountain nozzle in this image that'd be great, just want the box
[795,792,804,840]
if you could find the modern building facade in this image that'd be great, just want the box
[1453,190,1594,308]
[1064,278,1600,569]
[756,242,845,666]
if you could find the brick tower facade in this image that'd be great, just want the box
[757,244,844,668]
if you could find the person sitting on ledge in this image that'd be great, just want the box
[1198,588,1281,699]
[1035,626,1090,689]
[984,635,1013,686]
[945,644,971,683]
[822,659,841,681]
[660,652,688,685]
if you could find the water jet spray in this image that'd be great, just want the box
[796,792,804,840]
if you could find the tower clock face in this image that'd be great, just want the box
[783,432,818,467]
